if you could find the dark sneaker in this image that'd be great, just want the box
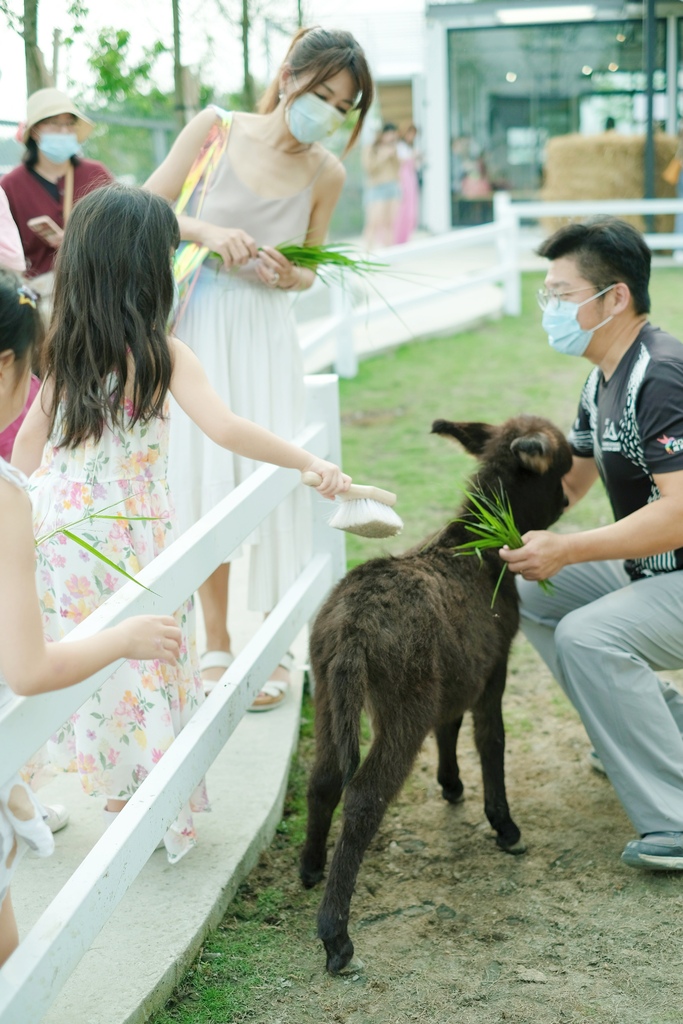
[621,832,683,870]
[588,750,606,775]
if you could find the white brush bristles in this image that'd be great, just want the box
[327,498,404,538]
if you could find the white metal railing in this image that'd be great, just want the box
[296,220,517,379]
[292,194,683,383]
[493,191,683,319]
[0,375,345,1024]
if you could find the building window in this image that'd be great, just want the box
[447,18,667,225]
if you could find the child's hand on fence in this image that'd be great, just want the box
[303,457,351,499]
[115,616,182,665]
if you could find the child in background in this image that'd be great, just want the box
[0,189,42,462]
[13,183,348,862]
[0,269,181,967]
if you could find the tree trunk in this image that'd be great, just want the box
[241,0,254,111]
[171,0,186,128]
[23,0,53,95]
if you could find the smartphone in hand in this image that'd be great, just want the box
[27,215,64,248]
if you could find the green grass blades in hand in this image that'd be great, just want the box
[452,484,553,608]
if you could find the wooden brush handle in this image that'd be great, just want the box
[301,471,397,507]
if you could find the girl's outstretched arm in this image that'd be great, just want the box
[168,336,350,498]
[0,480,182,697]
[12,379,52,476]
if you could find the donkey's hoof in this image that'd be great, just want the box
[496,831,526,855]
[324,935,355,975]
[503,840,527,856]
[300,863,325,889]
[441,784,464,805]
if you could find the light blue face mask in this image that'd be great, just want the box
[37,132,80,163]
[542,285,615,357]
[285,92,345,144]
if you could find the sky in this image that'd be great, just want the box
[0,0,424,122]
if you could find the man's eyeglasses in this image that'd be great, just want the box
[536,285,602,312]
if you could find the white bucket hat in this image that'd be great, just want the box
[23,88,94,145]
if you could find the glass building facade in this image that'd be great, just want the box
[439,3,676,225]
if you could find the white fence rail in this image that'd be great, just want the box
[493,192,683,319]
[0,375,345,1024]
[297,194,683,382]
[297,219,519,379]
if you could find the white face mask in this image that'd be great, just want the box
[285,91,345,144]
[37,131,80,163]
[542,285,615,357]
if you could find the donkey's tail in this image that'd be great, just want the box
[329,645,368,789]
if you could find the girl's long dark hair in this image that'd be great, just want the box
[259,27,373,154]
[43,183,179,449]
[0,270,42,366]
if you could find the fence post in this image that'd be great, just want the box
[331,282,357,379]
[493,190,522,317]
[304,375,346,695]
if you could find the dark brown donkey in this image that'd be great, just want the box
[300,415,573,974]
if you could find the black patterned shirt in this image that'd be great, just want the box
[568,323,683,579]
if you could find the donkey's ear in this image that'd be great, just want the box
[510,433,553,474]
[431,420,497,456]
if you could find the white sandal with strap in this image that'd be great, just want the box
[200,650,235,696]
[248,651,295,712]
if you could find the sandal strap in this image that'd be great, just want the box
[200,650,235,672]
[260,680,288,698]
[279,650,295,672]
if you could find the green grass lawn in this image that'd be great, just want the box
[149,268,683,1024]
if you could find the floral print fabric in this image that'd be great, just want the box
[28,402,209,864]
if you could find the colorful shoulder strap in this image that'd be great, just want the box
[172,107,233,323]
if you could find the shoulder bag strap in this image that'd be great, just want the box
[62,163,74,223]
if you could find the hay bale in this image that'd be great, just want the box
[540,132,678,235]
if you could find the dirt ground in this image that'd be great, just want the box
[208,637,683,1024]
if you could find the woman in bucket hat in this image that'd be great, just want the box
[1,89,113,313]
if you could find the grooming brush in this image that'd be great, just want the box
[302,472,403,539]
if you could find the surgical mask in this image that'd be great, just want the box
[37,132,80,163]
[285,92,345,144]
[542,285,615,357]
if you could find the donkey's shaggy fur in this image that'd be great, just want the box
[300,415,573,974]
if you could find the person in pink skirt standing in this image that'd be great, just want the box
[394,125,421,245]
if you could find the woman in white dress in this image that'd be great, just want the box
[145,27,373,706]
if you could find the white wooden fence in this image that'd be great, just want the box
[493,192,683,322]
[0,375,345,1024]
[298,194,683,382]
[298,218,520,379]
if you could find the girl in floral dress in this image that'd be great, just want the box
[0,268,181,965]
[12,183,348,862]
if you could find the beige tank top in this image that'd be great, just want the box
[200,118,327,249]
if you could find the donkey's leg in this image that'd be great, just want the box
[317,732,423,974]
[300,690,344,889]
[472,659,524,852]
[436,716,465,804]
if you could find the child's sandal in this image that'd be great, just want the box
[200,650,235,696]
[248,651,295,712]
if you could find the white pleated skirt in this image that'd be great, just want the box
[169,266,311,612]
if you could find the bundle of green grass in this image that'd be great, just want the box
[453,485,553,608]
[274,243,385,283]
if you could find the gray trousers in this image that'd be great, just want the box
[517,561,683,836]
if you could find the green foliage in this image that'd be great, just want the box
[87,28,170,111]
[79,28,173,181]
